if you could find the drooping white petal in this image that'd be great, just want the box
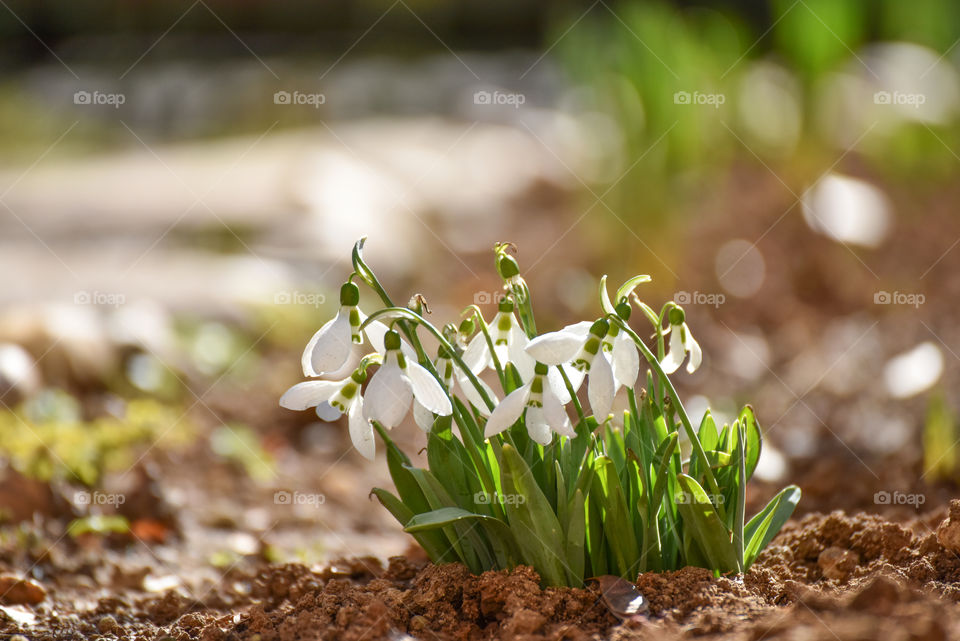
[457,372,498,416]
[560,321,593,337]
[525,406,553,445]
[462,333,491,375]
[348,397,375,461]
[546,366,572,405]
[508,324,535,380]
[406,362,453,416]
[660,326,686,375]
[315,402,342,421]
[321,344,363,381]
[302,310,353,376]
[588,353,615,421]
[685,327,702,373]
[413,400,436,433]
[363,361,412,428]
[525,329,585,365]
[363,317,389,352]
[543,387,575,439]
[483,384,530,438]
[280,380,341,410]
[611,331,640,390]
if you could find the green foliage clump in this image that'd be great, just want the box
[0,391,193,486]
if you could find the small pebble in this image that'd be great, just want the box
[97,614,118,634]
[409,615,428,631]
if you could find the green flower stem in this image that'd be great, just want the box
[558,366,586,426]
[611,316,724,506]
[652,303,675,408]
[351,239,430,365]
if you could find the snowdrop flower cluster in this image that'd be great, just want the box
[279,239,799,588]
[281,243,704,460]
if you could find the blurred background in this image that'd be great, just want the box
[1,0,959,588]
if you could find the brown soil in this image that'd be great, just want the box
[5,505,960,640]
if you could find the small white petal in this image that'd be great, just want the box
[349,397,375,460]
[564,365,585,394]
[302,310,353,376]
[406,362,453,416]
[543,387,575,439]
[493,341,510,370]
[508,324,535,380]
[362,317,417,360]
[413,400,436,433]
[322,344,362,381]
[280,380,341,410]
[315,402,342,421]
[611,331,640,390]
[685,327,702,373]
[525,406,553,445]
[525,329,585,365]
[457,372,498,416]
[300,316,331,376]
[484,384,530,438]
[588,353,615,421]
[561,321,593,337]
[546,366,572,405]
[462,333,491,375]
[363,360,412,428]
[363,317,389,352]
[660,326,686,374]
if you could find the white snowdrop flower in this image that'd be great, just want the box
[602,321,640,391]
[279,369,375,460]
[661,307,702,375]
[484,362,575,445]
[462,299,535,381]
[364,330,453,429]
[301,282,392,379]
[526,319,617,422]
[412,346,500,432]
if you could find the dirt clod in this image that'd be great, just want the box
[818,546,859,580]
[936,500,960,554]
[0,576,46,605]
